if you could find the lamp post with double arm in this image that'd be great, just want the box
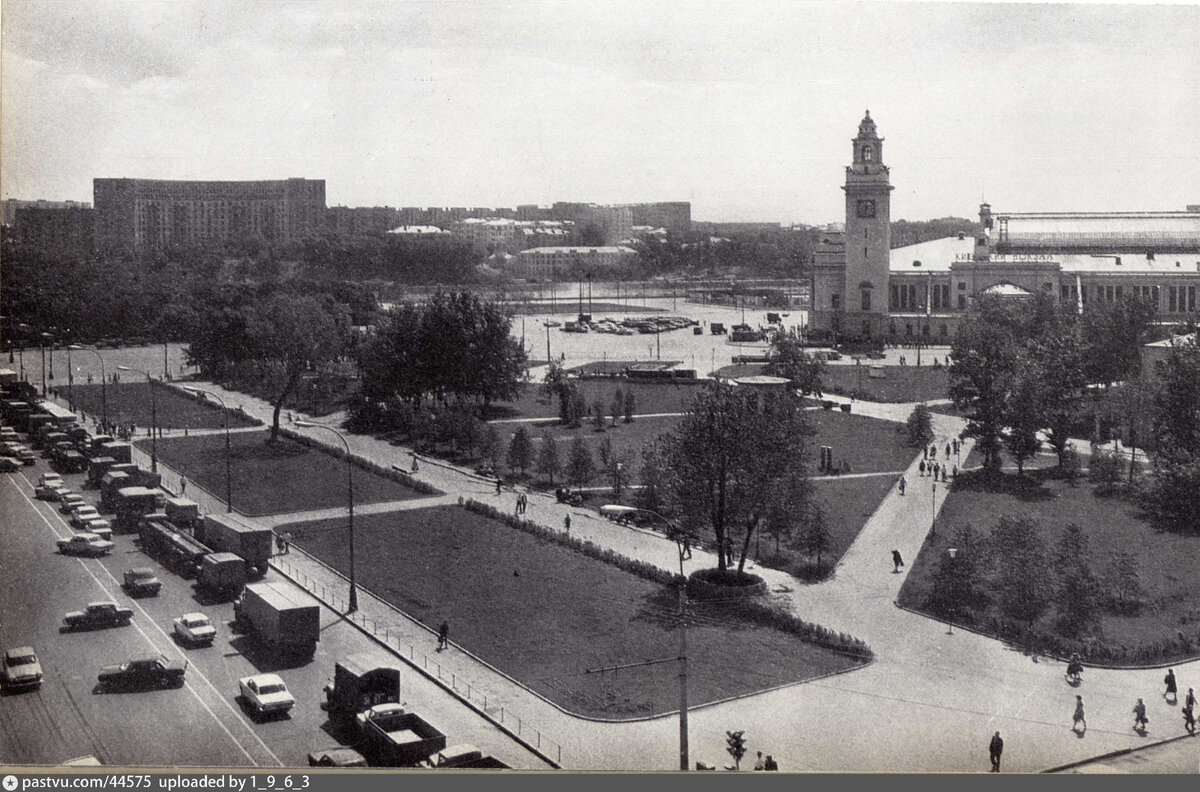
[293,419,357,613]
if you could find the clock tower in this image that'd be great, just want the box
[841,110,893,339]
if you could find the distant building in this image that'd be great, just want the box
[93,178,326,252]
[550,203,633,245]
[692,221,783,236]
[1142,332,1196,384]
[387,225,448,236]
[809,112,1200,342]
[326,205,400,236]
[451,217,573,252]
[11,206,95,255]
[510,245,638,280]
[627,202,692,235]
[2,199,91,226]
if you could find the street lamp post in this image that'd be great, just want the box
[118,366,157,472]
[931,477,937,536]
[945,548,958,634]
[40,333,52,396]
[184,387,232,512]
[294,420,357,613]
[66,345,75,411]
[69,346,106,426]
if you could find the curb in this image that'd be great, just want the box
[1040,731,1198,773]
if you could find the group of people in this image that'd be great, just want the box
[1070,667,1195,737]
[514,492,528,515]
[751,751,779,771]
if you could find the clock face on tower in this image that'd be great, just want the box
[856,199,876,218]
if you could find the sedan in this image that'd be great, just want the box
[1,646,44,691]
[35,482,66,500]
[238,674,295,716]
[0,457,19,473]
[70,506,101,529]
[97,655,187,690]
[57,533,115,557]
[14,447,37,466]
[59,494,87,514]
[172,613,217,647]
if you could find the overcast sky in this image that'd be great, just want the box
[2,1,1198,224]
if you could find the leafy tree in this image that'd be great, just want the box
[566,436,594,486]
[766,328,825,394]
[1004,354,1044,476]
[623,390,636,423]
[570,391,587,429]
[507,427,534,474]
[598,436,630,498]
[658,382,815,573]
[950,298,1021,470]
[795,501,833,574]
[611,388,624,427]
[536,432,561,484]
[635,442,668,515]
[479,424,501,469]
[904,403,935,449]
[1053,523,1098,637]
[927,530,981,622]
[544,362,575,424]
[1101,551,1143,614]
[725,730,747,771]
[988,515,1052,626]
[1030,332,1087,468]
[1143,337,1200,532]
[591,398,607,431]
[1080,295,1157,387]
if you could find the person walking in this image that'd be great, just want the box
[1185,687,1196,712]
[1164,668,1178,704]
[898,475,907,495]
[682,536,692,559]
[1073,695,1087,733]
[933,461,941,479]
[922,445,928,460]
[945,442,951,458]
[1184,692,1196,735]
[437,620,449,651]
[892,549,904,573]
[919,460,927,477]
[763,756,778,771]
[564,513,571,534]
[282,532,292,554]
[495,478,502,495]
[180,478,187,496]
[1133,698,1149,733]
[988,731,1004,772]
[930,444,937,459]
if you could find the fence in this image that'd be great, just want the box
[272,555,563,768]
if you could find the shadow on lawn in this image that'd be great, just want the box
[951,469,1056,502]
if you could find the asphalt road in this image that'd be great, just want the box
[0,448,550,769]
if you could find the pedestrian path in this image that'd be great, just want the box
[129,381,1200,772]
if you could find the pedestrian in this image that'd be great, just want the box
[923,446,928,460]
[945,442,951,458]
[276,532,287,556]
[1164,668,1178,703]
[682,536,692,559]
[1184,702,1196,735]
[1133,698,1149,732]
[898,475,906,495]
[180,478,187,496]
[763,756,778,771]
[283,532,292,554]
[1186,687,1197,712]
[892,549,904,573]
[930,444,937,459]
[1073,695,1087,733]
[437,620,449,651]
[919,460,926,477]
[953,464,958,479]
[496,478,502,495]
[753,751,765,771]
[941,467,948,483]
[933,462,941,479]
[521,493,528,514]
[564,514,571,534]
[988,731,1003,772]
[412,455,420,473]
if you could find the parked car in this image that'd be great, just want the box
[62,602,133,630]
[14,446,37,466]
[0,457,19,473]
[57,533,114,557]
[238,673,296,716]
[97,655,187,690]
[69,505,101,529]
[122,568,162,597]
[45,486,75,503]
[35,476,66,499]
[307,748,368,768]
[81,518,113,541]
[59,494,87,514]
[1,646,44,691]
[172,613,216,647]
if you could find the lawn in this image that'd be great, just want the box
[897,469,1200,662]
[138,430,429,516]
[66,382,261,431]
[279,505,861,718]
[821,364,949,403]
[485,378,708,421]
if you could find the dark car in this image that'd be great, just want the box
[63,601,133,630]
[122,568,162,597]
[97,655,187,690]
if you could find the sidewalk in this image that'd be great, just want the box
[136,381,1199,772]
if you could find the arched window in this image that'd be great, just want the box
[862,145,874,162]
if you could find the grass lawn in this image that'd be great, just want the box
[280,505,860,718]
[138,430,429,516]
[67,382,261,431]
[821,364,949,403]
[485,379,710,421]
[897,469,1200,661]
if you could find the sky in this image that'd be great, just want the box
[2,0,1198,224]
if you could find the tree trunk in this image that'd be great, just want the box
[737,519,756,574]
[269,370,302,442]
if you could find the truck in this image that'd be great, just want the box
[99,441,132,465]
[361,709,446,767]
[420,744,510,769]
[100,471,132,510]
[199,514,273,577]
[197,552,247,599]
[113,486,164,533]
[85,457,117,488]
[233,582,320,658]
[164,498,201,531]
[55,449,88,474]
[139,516,212,576]
[322,655,403,727]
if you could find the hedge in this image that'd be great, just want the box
[276,425,444,496]
[462,498,873,661]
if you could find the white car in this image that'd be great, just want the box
[239,673,295,716]
[70,506,101,529]
[173,613,217,647]
[81,518,113,541]
[59,494,86,514]
[57,533,114,557]
[354,701,407,733]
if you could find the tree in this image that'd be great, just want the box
[535,432,561,484]
[634,442,668,515]
[1101,551,1143,614]
[591,398,607,431]
[926,524,981,620]
[989,515,1052,627]
[904,403,935,449]
[795,501,833,574]
[598,436,630,498]
[623,390,636,423]
[1004,354,1044,476]
[566,436,594,486]
[544,362,575,424]
[611,388,624,427]
[507,427,533,474]
[1080,295,1157,388]
[658,382,815,573]
[1053,523,1097,637]
[725,730,747,771]
[766,328,825,394]
[1144,337,1200,532]
[480,424,501,469]
[1030,332,1087,468]
[950,300,1020,470]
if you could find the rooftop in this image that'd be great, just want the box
[994,211,1200,250]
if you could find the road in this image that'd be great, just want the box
[0,449,550,769]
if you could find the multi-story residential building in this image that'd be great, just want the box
[325,205,400,237]
[510,245,638,280]
[93,178,326,251]
[809,113,1200,342]
[627,202,692,234]
[10,206,95,255]
[2,199,91,226]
